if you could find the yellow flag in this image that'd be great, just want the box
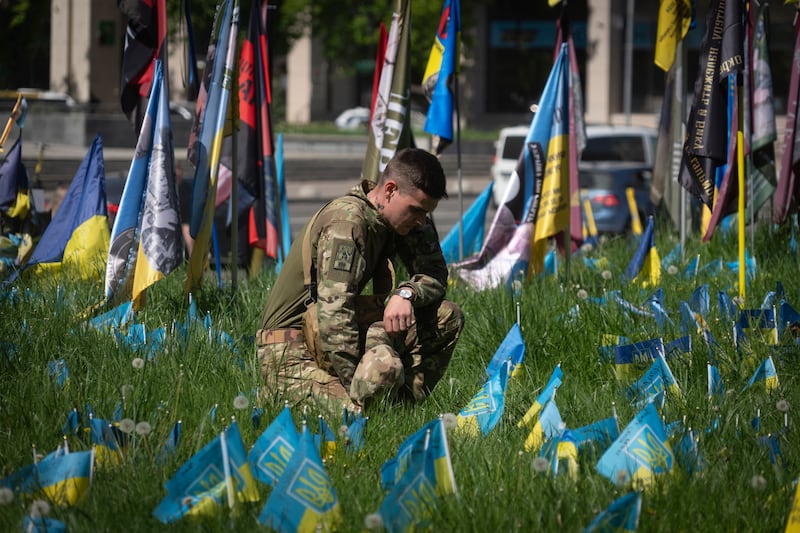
[655,0,692,72]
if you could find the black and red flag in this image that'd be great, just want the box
[238,0,280,259]
[118,0,168,133]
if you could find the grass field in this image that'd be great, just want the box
[1,221,799,531]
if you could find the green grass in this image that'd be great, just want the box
[1,223,799,531]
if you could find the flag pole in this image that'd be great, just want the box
[737,75,746,303]
[455,52,463,261]
[0,93,22,151]
[219,426,236,510]
[230,47,240,292]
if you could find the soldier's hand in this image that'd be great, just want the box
[383,295,415,334]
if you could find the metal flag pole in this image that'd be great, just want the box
[455,59,464,261]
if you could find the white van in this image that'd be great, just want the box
[490,124,658,206]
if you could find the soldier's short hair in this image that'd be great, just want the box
[382,148,448,200]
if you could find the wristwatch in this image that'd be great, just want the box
[394,287,415,302]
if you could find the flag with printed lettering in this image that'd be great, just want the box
[153,421,259,523]
[0,449,93,507]
[422,0,460,155]
[456,359,510,437]
[258,423,342,533]
[455,44,570,288]
[572,416,620,454]
[742,355,779,393]
[248,405,299,486]
[614,338,666,380]
[678,0,744,209]
[380,418,456,496]
[627,354,681,407]
[596,401,674,488]
[362,0,412,184]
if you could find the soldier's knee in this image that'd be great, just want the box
[350,346,404,403]
[438,300,465,337]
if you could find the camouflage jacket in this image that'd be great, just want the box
[260,180,448,387]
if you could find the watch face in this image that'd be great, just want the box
[398,288,413,300]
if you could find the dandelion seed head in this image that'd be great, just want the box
[233,395,249,410]
[776,399,790,413]
[750,475,767,491]
[581,242,594,253]
[667,265,679,275]
[339,425,349,438]
[601,270,612,280]
[533,457,550,473]
[364,513,384,530]
[29,499,50,518]
[135,421,152,436]
[0,487,13,505]
[441,413,458,429]
[511,280,523,293]
[121,384,134,398]
[132,358,145,369]
[577,289,589,300]
[119,418,136,434]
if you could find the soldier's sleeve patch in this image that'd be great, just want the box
[332,239,356,272]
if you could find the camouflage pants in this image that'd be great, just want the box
[257,299,464,410]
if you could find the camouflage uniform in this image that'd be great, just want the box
[256,180,464,411]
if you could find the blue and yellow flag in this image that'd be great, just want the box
[185,0,239,294]
[654,0,692,72]
[440,181,492,263]
[519,364,563,428]
[422,0,460,154]
[584,491,642,533]
[623,216,661,288]
[381,418,456,496]
[524,399,565,453]
[707,363,725,397]
[572,416,620,454]
[539,428,579,479]
[248,405,299,487]
[89,416,126,467]
[313,415,338,460]
[734,307,779,351]
[153,421,259,523]
[614,338,666,380]
[457,359,510,437]
[374,439,439,533]
[88,301,135,332]
[0,138,30,222]
[485,323,525,378]
[596,401,674,488]
[627,354,681,407]
[258,423,342,533]
[0,449,93,507]
[342,408,367,454]
[22,135,108,280]
[742,355,779,393]
[106,60,182,307]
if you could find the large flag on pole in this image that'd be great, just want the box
[654,0,692,72]
[21,135,109,280]
[422,0,460,155]
[773,13,800,224]
[105,60,182,308]
[119,0,168,133]
[0,138,30,223]
[440,182,492,263]
[185,0,239,294]
[239,0,281,259]
[455,45,570,289]
[678,0,744,210]
[361,0,412,184]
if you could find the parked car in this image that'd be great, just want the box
[579,163,654,234]
[490,123,657,232]
[335,107,370,130]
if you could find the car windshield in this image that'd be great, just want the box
[582,135,647,163]
[579,170,618,189]
[502,135,526,160]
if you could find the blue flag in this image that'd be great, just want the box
[485,322,525,378]
[88,301,135,332]
[539,428,579,478]
[0,138,29,222]
[313,415,338,459]
[440,181,492,263]
[1,449,93,507]
[519,363,563,428]
[380,418,456,496]
[742,355,779,393]
[153,421,259,523]
[627,354,681,407]
[524,399,565,453]
[422,0,460,153]
[596,401,674,488]
[614,338,666,379]
[707,363,725,397]
[258,423,342,533]
[457,359,510,436]
[248,405,299,487]
[734,308,779,351]
[584,491,642,533]
[623,216,660,287]
[21,135,109,280]
[572,416,620,454]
